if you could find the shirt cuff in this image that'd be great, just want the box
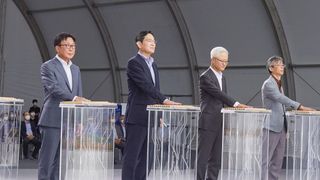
[72,96,77,101]
[163,99,169,104]
[233,101,240,107]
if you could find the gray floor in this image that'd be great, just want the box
[2,162,289,180]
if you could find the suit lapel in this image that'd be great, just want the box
[54,58,72,92]
[137,54,155,86]
[222,76,227,93]
[207,68,221,91]
[71,65,77,93]
[152,63,159,89]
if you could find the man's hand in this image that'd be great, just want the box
[163,99,181,105]
[235,103,252,108]
[27,134,34,140]
[299,105,316,111]
[74,96,90,102]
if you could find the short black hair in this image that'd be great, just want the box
[266,55,283,74]
[32,99,38,103]
[54,32,76,47]
[135,31,154,43]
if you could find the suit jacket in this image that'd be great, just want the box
[261,76,300,132]
[199,68,236,131]
[21,121,40,140]
[38,57,83,128]
[125,54,166,126]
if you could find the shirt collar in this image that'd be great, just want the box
[271,75,282,90]
[138,52,154,64]
[56,55,72,67]
[210,66,223,77]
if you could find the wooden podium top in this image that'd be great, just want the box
[60,101,117,108]
[221,107,271,113]
[147,104,200,111]
[286,110,320,115]
[0,97,24,103]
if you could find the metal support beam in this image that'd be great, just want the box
[0,0,6,95]
[12,0,50,62]
[166,0,199,104]
[83,0,122,102]
[264,0,296,99]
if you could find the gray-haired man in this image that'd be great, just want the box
[261,55,314,180]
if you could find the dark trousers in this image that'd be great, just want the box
[197,128,222,180]
[38,127,60,180]
[22,137,41,158]
[122,124,149,180]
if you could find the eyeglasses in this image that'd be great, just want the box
[59,44,76,49]
[272,64,286,68]
[144,39,157,44]
[214,57,229,64]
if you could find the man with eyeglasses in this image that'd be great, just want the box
[38,32,89,180]
[122,31,181,180]
[197,46,250,180]
[261,55,315,180]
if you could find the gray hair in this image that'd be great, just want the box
[266,55,283,74]
[210,46,228,59]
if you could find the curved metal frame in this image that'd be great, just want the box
[166,0,199,104]
[12,0,50,62]
[264,0,296,99]
[83,0,122,102]
[0,0,6,95]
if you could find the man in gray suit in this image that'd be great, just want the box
[261,55,314,180]
[197,46,250,180]
[38,32,89,180]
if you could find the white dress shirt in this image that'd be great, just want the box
[25,121,33,136]
[210,66,223,90]
[56,55,73,90]
[138,52,156,86]
[210,66,239,107]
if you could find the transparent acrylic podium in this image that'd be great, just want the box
[146,105,200,180]
[59,101,117,180]
[220,108,271,180]
[0,97,24,179]
[286,111,320,180]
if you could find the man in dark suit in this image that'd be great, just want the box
[122,31,180,180]
[197,47,250,180]
[38,32,89,180]
[21,111,41,159]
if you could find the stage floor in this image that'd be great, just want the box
[1,160,291,180]
[4,169,289,180]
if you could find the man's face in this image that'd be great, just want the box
[137,33,156,56]
[55,37,76,61]
[270,60,285,76]
[211,52,229,72]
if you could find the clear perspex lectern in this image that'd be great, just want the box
[0,97,24,179]
[146,105,200,180]
[220,108,271,180]
[286,110,320,180]
[59,101,117,180]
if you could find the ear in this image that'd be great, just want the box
[269,66,273,72]
[55,46,59,53]
[136,41,142,49]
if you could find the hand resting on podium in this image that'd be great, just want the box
[298,105,316,111]
[235,103,252,109]
[74,96,90,102]
[163,99,181,105]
